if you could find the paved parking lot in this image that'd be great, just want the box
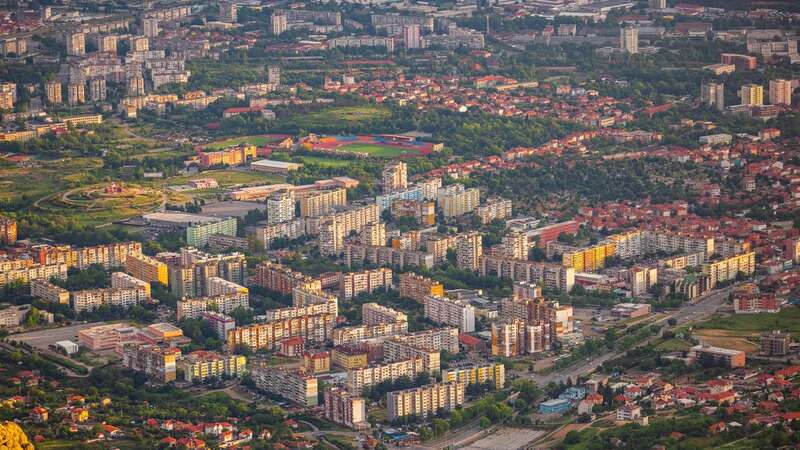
[462,428,544,450]
[10,322,115,350]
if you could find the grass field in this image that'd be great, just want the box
[338,142,420,157]
[0,157,103,201]
[205,135,282,150]
[159,169,284,187]
[695,307,800,334]
[656,338,693,352]
[294,105,391,129]
[299,155,351,168]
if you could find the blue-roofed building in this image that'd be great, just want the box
[559,386,587,401]
[538,398,572,414]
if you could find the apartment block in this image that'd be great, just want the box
[500,232,528,259]
[202,311,236,339]
[332,321,408,346]
[362,302,407,325]
[391,199,436,226]
[30,279,69,304]
[121,344,180,382]
[424,234,457,264]
[491,319,551,357]
[740,84,764,106]
[399,272,444,303]
[0,216,16,245]
[179,350,246,382]
[253,368,318,406]
[456,232,482,271]
[125,253,168,285]
[176,293,249,320]
[317,204,381,256]
[0,263,68,287]
[702,252,755,288]
[442,363,505,389]
[332,345,370,370]
[300,188,347,218]
[386,382,465,421]
[476,197,512,225]
[226,313,336,351]
[397,328,460,353]
[769,79,793,106]
[438,184,480,218]
[71,287,149,313]
[761,330,790,356]
[346,358,425,394]
[383,339,440,373]
[339,268,392,299]
[324,387,367,429]
[382,161,408,193]
[252,261,316,295]
[345,244,435,270]
[267,190,295,225]
[252,219,306,249]
[111,271,151,297]
[688,345,745,368]
[423,295,475,332]
[263,285,337,321]
[186,217,237,248]
[206,277,248,297]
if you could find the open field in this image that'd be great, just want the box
[0,157,102,201]
[158,169,285,187]
[294,105,391,129]
[694,307,800,334]
[656,338,692,352]
[338,142,422,157]
[298,155,351,167]
[692,329,760,353]
[204,135,284,150]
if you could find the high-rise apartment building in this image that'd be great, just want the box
[399,272,444,303]
[89,78,107,101]
[456,232,482,271]
[402,24,422,49]
[253,368,318,406]
[346,358,425,394]
[387,382,465,420]
[142,18,160,37]
[270,14,288,36]
[252,261,316,295]
[442,363,505,390]
[620,26,638,54]
[176,292,249,320]
[44,81,62,105]
[438,184,480,218]
[362,302,407,325]
[761,330,790,356]
[226,313,336,351]
[382,161,408,193]
[0,216,16,245]
[219,1,238,23]
[66,32,85,56]
[128,75,145,96]
[700,82,725,111]
[121,344,180,382]
[648,0,666,8]
[67,82,85,106]
[267,65,281,85]
[179,350,246,382]
[339,269,393,300]
[95,35,117,53]
[769,79,793,105]
[423,295,475,332]
[740,84,764,106]
[300,188,347,217]
[324,387,367,429]
[267,190,295,224]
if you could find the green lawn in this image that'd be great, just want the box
[293,105,391,129]
[338,143,420,157]
[299,155,351,168]
[695,307,800,334]
[159,169,285,187]
[656,338,692,352]
[205,135,283,150]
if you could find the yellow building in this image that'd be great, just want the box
[304,351,331,374]
[386,382,465,420]
[332,345,369,370]
[702,252,755,288]
[562,242,616,272]
[180,351,247,382]
[125,253,169,285]
[442,363,505,390]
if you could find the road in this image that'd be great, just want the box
[523,284,736,386]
